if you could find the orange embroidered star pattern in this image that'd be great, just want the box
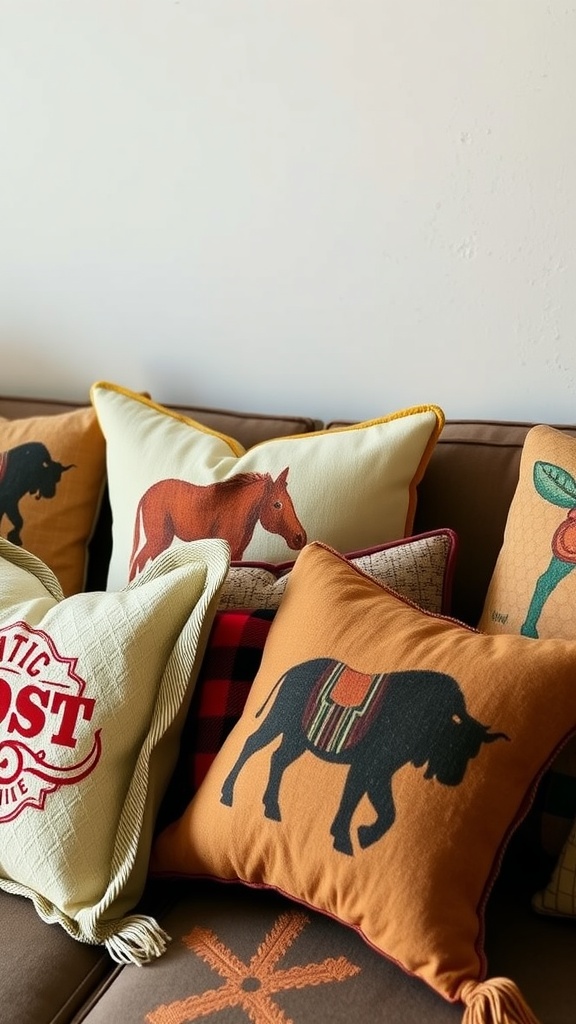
[146,910,361,1024]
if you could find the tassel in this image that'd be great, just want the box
[460,978,541,1024]
[103,914,172,966]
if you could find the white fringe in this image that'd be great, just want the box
[103,914,172,965]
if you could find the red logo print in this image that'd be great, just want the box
[0,622,101,822]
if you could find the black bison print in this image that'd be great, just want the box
[0,442,74,545]
[220,657,509,855]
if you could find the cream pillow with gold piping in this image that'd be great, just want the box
[90,381,444,591]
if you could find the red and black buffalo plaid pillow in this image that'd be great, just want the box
[157,608,275,830]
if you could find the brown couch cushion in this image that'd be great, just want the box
[73,878,576,1024]
[75,881,464,1024]
[0,888,113,1024]
[6,877,575,1024]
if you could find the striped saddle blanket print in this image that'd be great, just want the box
[302,660,390,755]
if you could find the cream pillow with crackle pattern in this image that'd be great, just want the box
[0,534,230,962]
[218,530,457,614]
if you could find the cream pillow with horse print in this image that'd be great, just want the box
[0,534,229,961]
[90,381,444,591]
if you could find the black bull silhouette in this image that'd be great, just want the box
[221,657,509,855]
[0,442,74,545]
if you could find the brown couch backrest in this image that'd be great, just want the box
[4,396,576,627]
[0,394,320,449]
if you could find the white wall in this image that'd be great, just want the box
[1,1,575,424]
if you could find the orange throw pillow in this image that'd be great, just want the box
[151,542,576,1023]
[0,406,106,595]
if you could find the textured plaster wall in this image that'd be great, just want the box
[1,1,575,423]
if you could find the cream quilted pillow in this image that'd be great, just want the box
[0,534,230,962]
[90,382,444,591]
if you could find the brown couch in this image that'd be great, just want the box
[1,394,575,1024]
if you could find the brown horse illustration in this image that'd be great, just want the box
[128,466,307,580]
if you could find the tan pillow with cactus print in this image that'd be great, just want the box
[478,424,576,874]
[478,424,576,641]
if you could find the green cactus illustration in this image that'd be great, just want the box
[521,461,576,638]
